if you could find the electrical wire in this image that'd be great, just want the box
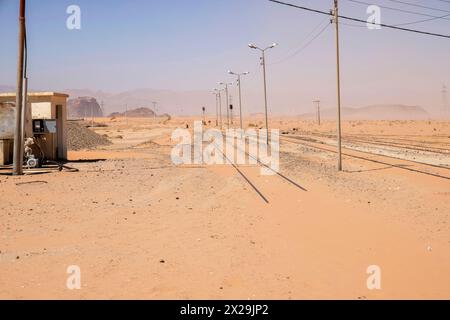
[268,0,450,38]
[270,21,331,65]
[346,0,450,20]
[386,0,450,13]
[339,12,450,27]
[281,17,330,53]
[394,13,450,26]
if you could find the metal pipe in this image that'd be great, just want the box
[21,77,28,139]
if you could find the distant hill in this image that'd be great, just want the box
[300,104,430,120]
[68,97,103,119]
[0,85,437,118]
[0,85,15,93]
[63,88,210,116]
[248,113,266,118]
[109,107,156,118]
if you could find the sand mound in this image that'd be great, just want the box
[67,121,112,150]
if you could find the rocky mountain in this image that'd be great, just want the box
[0,85,439,118]
[109,107,156,118]
[63,88,212,116]
[300,104,430,120]
[67,97,104,119]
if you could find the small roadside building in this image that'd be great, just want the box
[0,92,69,164]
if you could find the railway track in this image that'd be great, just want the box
[345,137,450,155]
[284,133,450,170]
[281,134,450,181]
[304,132,450,155]
[349,134,450,147]
[216,135,307,204]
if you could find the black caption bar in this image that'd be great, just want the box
[2,300,446,318]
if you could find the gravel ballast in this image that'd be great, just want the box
[67,121,112,151]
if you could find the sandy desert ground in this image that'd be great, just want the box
[0,116,449,299]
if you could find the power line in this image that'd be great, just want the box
[386,0,450,13]
[271,20,331,65]
[281,18,329,54]
[394,13,450,26]
[435,0,450,4]
[346,0,450,21]
[341,12,450,27]
[268,0,450,38]
[344,0,450,27]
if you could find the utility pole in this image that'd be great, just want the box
[13,0,26,175]
[20,14,28,142]
[213,91,219,127]
[219,82,232,129]
[152,101,158,119]
[91,100,94,128]
[442,84,448,119]
[202,106,206,124]
[229,104,233,125]
[229,95,233,125]
[333,0,343,171]
[100,100,105,117]
[314,100,321,125]
[225,84,230,128]
[218,90,223,129]
[228,71,249,132]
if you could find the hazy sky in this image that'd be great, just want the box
[1,0,449,114]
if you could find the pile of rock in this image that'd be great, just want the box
[66,121,112,151]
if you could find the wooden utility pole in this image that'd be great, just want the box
[333,0,343,171]
[13,0,26,175]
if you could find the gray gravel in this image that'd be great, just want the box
[67,121,112,151]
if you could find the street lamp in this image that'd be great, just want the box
[228,70,249,132]
[248,42,277,144]
[218,82,233,129]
